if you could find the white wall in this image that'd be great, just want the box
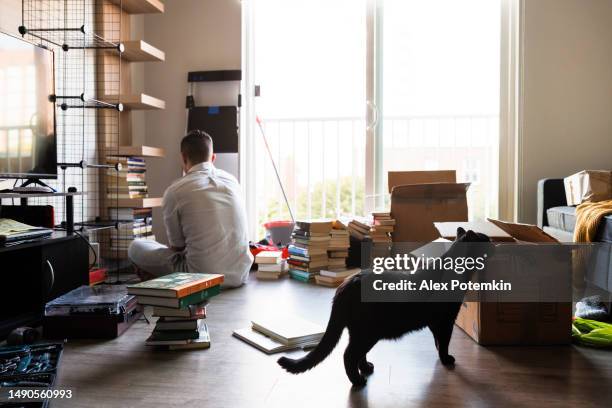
[519,0,612,223]
[143,0,242,243]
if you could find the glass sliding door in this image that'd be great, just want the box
[246,0,367,237]
[371,0,501,219]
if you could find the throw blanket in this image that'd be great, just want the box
[574,199,612,242]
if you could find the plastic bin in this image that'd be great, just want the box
[263,220,295,247]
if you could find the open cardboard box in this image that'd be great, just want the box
[434,219,572,345]
[389,170,470,242]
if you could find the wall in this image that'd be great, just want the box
[143,0,242,243]
[519,0,612,223]
[0,0,21,35]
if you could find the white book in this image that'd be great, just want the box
[251,315,324,346]
[319,268,360,279]
[233,328,319,354]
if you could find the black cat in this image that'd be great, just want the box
[278,228,492,387]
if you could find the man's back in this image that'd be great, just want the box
[162,162,253,287]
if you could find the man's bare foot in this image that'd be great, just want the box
[133,265,156,282]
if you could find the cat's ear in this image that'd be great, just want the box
[456,227,466,237]
[465,230,477,240]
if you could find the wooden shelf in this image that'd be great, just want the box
[102,93,165,110]
[111,145,166,157]
[109,0,164,14]
[121,40,165,62]
[110,197,162,208]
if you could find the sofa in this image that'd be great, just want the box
[537,178,612,243]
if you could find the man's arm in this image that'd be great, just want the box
[162,190,186,252]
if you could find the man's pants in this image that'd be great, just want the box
[128,240,187,277]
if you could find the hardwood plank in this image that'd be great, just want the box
[107,196,162,208]
[113,145,166,157]
[121,40,165,62]
[102,93,166,110]
[52,276,612,407]
[108,0,164,14]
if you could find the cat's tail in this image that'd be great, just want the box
[277,287,348,374]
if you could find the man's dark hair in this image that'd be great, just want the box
[181,130,213,164]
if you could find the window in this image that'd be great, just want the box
[244,0,504,238]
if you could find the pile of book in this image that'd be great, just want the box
[106,156,148,200]
[107,208,155,258]
[255,250,288,280]
[288,220,333,282]
[127,273,224,350]
[233,315,324,354]
[371,211,395,245]
[314,267,360,287]
[347,218,372,241]
[314,220,353,287]
[371,212,395,258]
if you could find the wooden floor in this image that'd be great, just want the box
[56,275,612,408]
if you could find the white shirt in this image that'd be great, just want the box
[162,162,253,287]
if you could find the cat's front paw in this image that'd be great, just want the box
[349,374,367,387]
[359,361,374,375]
[440,355,455,366]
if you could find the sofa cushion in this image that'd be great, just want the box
[547,206,612,242]
[547,206,577,233]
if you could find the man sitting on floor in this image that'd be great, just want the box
[128,130,253,288]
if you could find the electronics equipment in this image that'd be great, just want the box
[187,106,239,153]
[0,204,55,228]
[0,31,57,181]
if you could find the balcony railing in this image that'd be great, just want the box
[254,114,498,231]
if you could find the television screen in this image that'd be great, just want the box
[0,32,56,179]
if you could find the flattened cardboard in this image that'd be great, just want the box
[391,183,469,242]
[434,221,514,242]
[486,218,559,243]
[564,170,612,205]
[387,170,456,193]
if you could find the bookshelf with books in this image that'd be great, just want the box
[95,0,166,265]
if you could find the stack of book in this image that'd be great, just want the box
[314,267,360,287]
[106,156,148,200]
[326,220,350,271]
[288,220,333,282]
[371,212,395,245]
[347,218,372,241]
[127,273,224,350]
[370,212,395,258]
[255,250,288,280]
[233,315,325,354]
[108,208,155,258]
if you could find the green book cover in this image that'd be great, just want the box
[289,270,311,282]
[178,285,222,308]
[127,272,224,298]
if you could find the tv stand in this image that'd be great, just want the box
[15,178,56,193]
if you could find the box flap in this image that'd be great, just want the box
[486,218,559,243]
[388,170,456,192]
[391,182,469,199]
[434,221,515,242]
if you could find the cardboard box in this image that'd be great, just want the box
[390,182,469,242]
[434,219,572,345]
[388,170,456,193]
[564,170,612,206]
[434,220,515,242]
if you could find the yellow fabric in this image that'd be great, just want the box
[573,199,612,242]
